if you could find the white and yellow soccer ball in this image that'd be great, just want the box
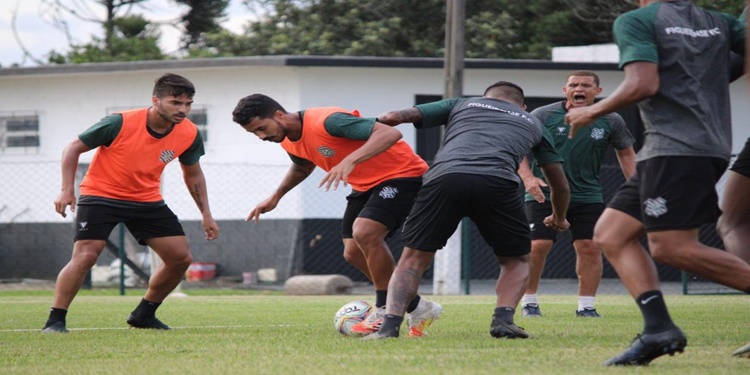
[333,300,374,336]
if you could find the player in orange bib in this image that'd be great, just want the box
[232,94,443,337]
[44,73,219,333]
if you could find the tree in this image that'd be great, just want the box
[174,0,230,50]
[34,0,230,64]
[49,15,165,64]
[190,0,746,60]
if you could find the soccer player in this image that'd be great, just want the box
[44,73,220,333]
[519,71,636,318]
[722,4,750,359]
[231,94,443,337]
[365,81,570,340]
[565,0,750,366]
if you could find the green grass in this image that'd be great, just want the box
[0,290,748,375]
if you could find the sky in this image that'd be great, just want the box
[0,0,257,67]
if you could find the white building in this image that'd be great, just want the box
[0,56,745,289]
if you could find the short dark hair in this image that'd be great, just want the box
[566,70,600,86]
[232,94,287,126]
[153,73,195,98]
[483,81,525,106]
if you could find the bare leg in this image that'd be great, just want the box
[718,171,750,264]
[524,240,553,295]
[495,255,530,309]
[143,236,192,302]
[648,229,750,292]
[385,247,434,317]
[352,218,395,290]
[52,240,107,309]
[573,239,603,298]
[594,209,659,299]
[342,238,371,280]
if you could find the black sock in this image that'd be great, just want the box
[745,286,750,294]
[375,290,387,308]
[379,314,404,336]
[45,307,67,327]
[494,307,515,324]
[635,291,676,334]
[406,295,422,313]
[131,299,161,319]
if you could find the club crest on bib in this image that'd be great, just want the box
[644,197,668,218]
[379,186,399,199]
[160,150,176,163]
[317,146,335,157]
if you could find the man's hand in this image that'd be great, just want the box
[202,218,220,240]
[543,214,570,232]
[53,191,77,218]
[247,196,280,223]
[318,159,355,191]
[522,176,547,203]
[564,106,598,139]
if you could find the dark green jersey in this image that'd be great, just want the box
[78,113,205,165]
[614,0,745,162]
[527,101,634,204]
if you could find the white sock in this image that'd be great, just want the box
[521,294,538,307]
[578,296,595,311]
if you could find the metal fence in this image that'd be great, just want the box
[0,158,732,295]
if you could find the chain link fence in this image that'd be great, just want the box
[0,158,733,295]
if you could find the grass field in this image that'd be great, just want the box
[0,289,748,374]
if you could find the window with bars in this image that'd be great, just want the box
[187,108,208,142]
[0,113,40,154]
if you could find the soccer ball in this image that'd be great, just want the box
[333,300,373,336]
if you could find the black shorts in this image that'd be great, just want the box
[730,137,750,177]
[401,173,530,257]
[341,177,422,239]
[74,203,185,245]
[525,201,604,242]
[607,156,727,232]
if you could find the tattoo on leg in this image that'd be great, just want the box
[389,268,421,314]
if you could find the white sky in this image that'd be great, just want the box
[0,0,257,67]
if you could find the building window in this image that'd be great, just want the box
[187,107,208,142]
[0,113,40,154]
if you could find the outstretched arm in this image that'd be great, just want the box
[54,139,91,218]
[182,161,219,240]
[376,107,424,126]
[319,123,403,191]
[249,161,316,223]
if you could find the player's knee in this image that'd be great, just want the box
[352,227,385,249]
[72,249,100,269]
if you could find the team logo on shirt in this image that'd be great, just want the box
[590,128,605,140]
[556,127,567,136]
[529,223,536,232]
[379,186,399,199]
[160,150,176,163]
[644,197,668,218]
[317,146,335,157]
[79,222,89,232]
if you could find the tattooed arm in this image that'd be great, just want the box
[376,107,424,127]
[182,161,219,240]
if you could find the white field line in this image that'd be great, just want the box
[1,324,306,333]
